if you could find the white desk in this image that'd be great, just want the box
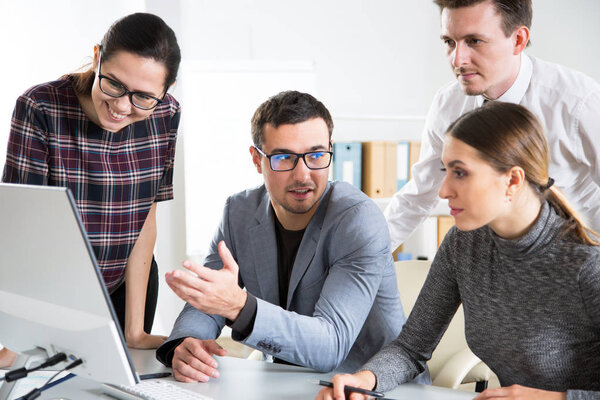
[37,349,474,399]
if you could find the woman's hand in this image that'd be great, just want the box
[474,384,567,400]
[125,331,167,349]
[315,370,377,400]
[0,347,17,368]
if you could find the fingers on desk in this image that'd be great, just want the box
[315,387,370,400]
[333,374,372,400]
[172,338,223,383]
[315,386,334,400]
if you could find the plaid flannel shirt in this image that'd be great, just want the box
[2,77,180,291]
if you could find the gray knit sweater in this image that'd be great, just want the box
[363,202,600,399]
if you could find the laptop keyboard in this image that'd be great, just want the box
[102,379,215,400]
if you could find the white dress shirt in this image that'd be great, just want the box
[385,53,600,250]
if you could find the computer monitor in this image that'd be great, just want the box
[0,183,139,396]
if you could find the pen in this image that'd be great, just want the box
[139,372,172,380]
[315,379,384,398]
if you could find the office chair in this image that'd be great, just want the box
[395,260,495,391]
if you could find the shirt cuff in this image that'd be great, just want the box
[155,337,185,367]
[227,293,257,341]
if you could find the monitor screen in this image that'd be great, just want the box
[0,183,138,390]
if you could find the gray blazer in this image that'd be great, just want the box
[159,181,425,376]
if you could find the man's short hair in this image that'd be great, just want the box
[433,0,532,36]
[251,91,334,148]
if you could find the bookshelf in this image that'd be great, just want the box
[332,115,452,261]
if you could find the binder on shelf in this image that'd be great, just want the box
[362,141,397,198]
[393,244,412,261]
[408,141,421,180]
[437,215,455,248]
[333,142,362,189]
[396,141,409,190]
[395,252,412,261]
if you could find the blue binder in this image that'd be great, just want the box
[333,142,362,189]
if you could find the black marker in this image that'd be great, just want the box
[139,372,172,380]
[314,380,384,398]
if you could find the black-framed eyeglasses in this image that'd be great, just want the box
[97,48,164,110]
[253,146,333,171]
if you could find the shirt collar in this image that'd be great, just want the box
[476,53,533,107]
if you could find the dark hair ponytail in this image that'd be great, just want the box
[70,13,180,96]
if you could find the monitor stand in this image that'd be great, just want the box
[0,347,48,400]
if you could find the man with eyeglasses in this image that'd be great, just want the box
[157,91,429,384]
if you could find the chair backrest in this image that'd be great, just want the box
[395,260,470,381]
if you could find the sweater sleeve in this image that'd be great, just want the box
[361,229,462,392]
[567,390,600,400]
[578,252,600,328]
[567,252,600,399]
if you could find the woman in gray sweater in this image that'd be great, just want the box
[317,102,600,400]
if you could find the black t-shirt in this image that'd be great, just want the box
[274,217,306,308]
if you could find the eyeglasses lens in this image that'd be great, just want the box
[99,77,159,110]
[270,152,331,171]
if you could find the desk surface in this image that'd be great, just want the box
[37,349,474,400]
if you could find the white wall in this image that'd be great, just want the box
[166,0,600,137]
[173,0,448,140]
[0,0,146,164]
[532,0,600,79]
[1,0,599,334]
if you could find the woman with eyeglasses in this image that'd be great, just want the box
[316,102,600,400]
[2,13,181,350]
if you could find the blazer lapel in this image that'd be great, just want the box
[249,194,280,306]
[286,227,318,309]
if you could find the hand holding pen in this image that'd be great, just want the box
[314,370,382,400]
[316,380,384,398]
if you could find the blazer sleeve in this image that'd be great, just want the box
[237,200,392,372]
